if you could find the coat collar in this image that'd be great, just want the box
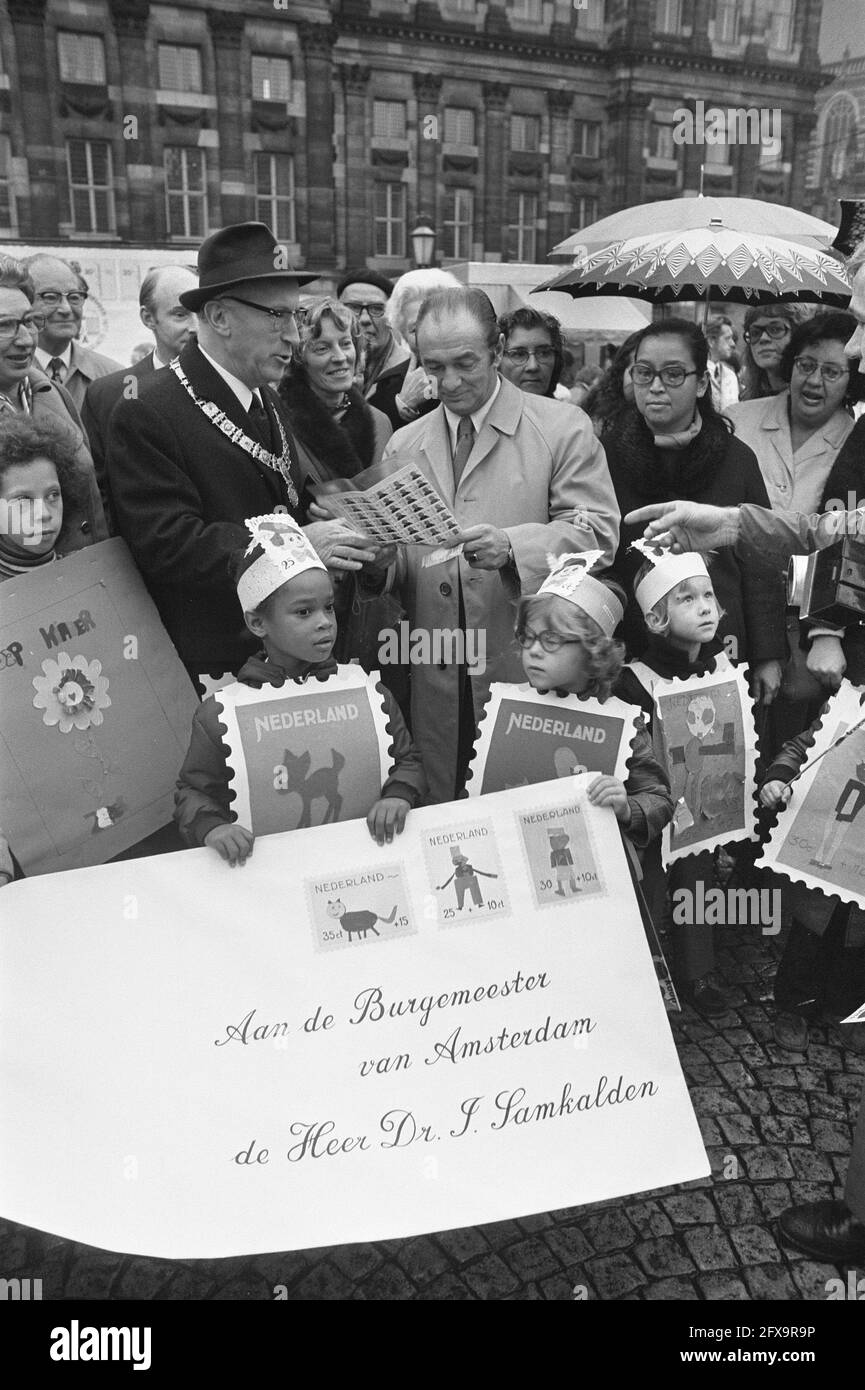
[758,389,854,458]
[417,374,524,501]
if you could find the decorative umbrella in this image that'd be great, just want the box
[538,197,850,307]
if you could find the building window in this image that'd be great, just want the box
[510,115,541,152]
[0,135,12,232]
[759,134,785,169]
[574,120,601,157]
[374,182,406,258]
[158,44,202,93]
[373,101,407,140]
[654,0,681,33]
[254,153,295,243]
[715,0,741,43]
[445,0,477,10]
[573,195,598,229]
[251,55,291,103]
[67,139,114,233]
[57,32,106,85]
[650,122,676,161]
[444,107,476,146]
[510,0,542,18]
[703,139,730,170]
[164,147,207,239]
[583,0,606,25]
[822,98,857,181]
[443,188,474,259]
[507,192,538,261]
[768,0,795,50]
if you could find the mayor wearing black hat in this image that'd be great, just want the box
[106,223,378,681]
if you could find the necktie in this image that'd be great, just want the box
[452,416,475,485]
[48,358,66,385]
[248,392,270,442]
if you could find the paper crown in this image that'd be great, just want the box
[236,514,326,612]
[631,538,710,614]
[537,551,623,637]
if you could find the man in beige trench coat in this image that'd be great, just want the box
[376,287,620,805]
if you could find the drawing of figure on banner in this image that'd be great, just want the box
[759,683,865,910]
[654,663,758,866]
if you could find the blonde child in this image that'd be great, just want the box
[175,514,426,864]
[617,549,733,1016]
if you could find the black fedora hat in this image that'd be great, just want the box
[179,222,319,310]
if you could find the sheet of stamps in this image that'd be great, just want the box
[317,462,461,548]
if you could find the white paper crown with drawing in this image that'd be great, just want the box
[537,550,623,637]
[236,514,327,612]
[631,538,710,616]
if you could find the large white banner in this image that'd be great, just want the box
[0,778,708,1259]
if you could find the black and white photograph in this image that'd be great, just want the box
[2,0,865,1363]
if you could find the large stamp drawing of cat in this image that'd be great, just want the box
[306,863,415,953]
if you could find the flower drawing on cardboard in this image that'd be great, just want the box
[655,664,757,865]
[32,653,111,734]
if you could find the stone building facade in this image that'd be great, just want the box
[806,49,865,222]
[0,0,828,274]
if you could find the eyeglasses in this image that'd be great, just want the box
[342,302,387,318]
[35,291,88,308]
[743,323,790,343]
[517,627,583,654]
[219,296,300,329]
[792,356,850,384]
[503,347,557,365]
[631,364,698,389]
[0,312,46,343]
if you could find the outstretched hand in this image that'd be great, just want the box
[624,502,739,554]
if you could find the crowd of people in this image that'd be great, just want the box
[2,213,865,1267]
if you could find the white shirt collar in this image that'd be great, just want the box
[34,344,72,371]
[197,344,261,413]
[442,375,502,454]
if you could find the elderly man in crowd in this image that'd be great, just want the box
[107,223,377,683]
[23,254,120,410]
[81,264,200,516]
[375,285,619,804]
[0,256,106,546]
[498,306,566,400]
[337,267,410,429]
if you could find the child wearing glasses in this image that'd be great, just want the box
[616,548,736,1017]
[510,553,673,852]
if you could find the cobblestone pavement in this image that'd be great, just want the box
[2,921,862,1301]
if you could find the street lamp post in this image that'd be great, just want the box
[411,216,436,268]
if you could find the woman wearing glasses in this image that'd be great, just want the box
[727,312,859,746]
[605,317,786,704]
[497,307,565,399]
[739,303,811,401]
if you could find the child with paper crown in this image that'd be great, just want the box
[616,542,735,1017]
[175,514,426,864]
[510,551,673,852]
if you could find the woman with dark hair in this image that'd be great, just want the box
[582,329,643,438]
[497,306,564,398]
[739,302,812,401]
[605,317,786,700]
